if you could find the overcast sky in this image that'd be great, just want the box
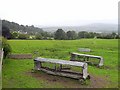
[0,0,119,26]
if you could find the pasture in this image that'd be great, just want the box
[2,39,118,88]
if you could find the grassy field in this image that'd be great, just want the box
[2,39,118,88]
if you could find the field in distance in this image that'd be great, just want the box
[2,39,118,88]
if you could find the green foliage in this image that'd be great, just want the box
[2,20,120,40]
[2,37,11,58]
[2,25,11,39]
[111,32,117,39]
[66,31,77,40]
[35,34,42,40]
[78,31,86,38]
[18,34,29,39]
[78,31,94,38]
[11,32,19,39]
[54,29,67,40]
[2,20,43,34]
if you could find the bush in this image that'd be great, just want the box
[1,37,11,58]
[18,34,29,39]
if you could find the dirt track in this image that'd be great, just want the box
[27,71,108,88]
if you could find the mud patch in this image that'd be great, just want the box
[26,70,108,88]
[89,75,109,88]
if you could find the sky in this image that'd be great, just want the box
[0,0,119,26]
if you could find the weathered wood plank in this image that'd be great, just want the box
[38,68,83,79]
[34,57,85,67]
[71,52,102,59]
[70,52,104,66]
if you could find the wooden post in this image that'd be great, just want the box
[34,60,41,70]
[98,57,104,66]
[0,48,3,90]
[59,64,62,71]
[82,63,89,79]
[54,64,57,71]
[83,56,86,61]
[70,53,76,61]
[86,57,89,61]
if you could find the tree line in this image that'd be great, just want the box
[2,26,120,40]
[54,29,119,40]
[2,20,120,40]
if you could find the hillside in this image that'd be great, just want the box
[2,20,117,34]
[2,20,44,34]
[41,23,117,33]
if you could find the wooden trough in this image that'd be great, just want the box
[70,52,104,67]
[8,54,32,59]
[78,48,91,52]
[34,57,90,81]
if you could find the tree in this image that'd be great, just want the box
[54,29,66,40]
[18,34,28,39]
[105,34,113,39]
[66,31,77,40]
[11,32,19,39]
[35,34,42,40]
[95,33,101,39]
[84,32,90,38]
[116,34,120,39]
[41,31,51,39]
[78,31,87,38]
[2,25,11,39]
[89,32,96,38]
[111,32,117,39]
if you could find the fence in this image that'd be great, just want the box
[0,49,4,90]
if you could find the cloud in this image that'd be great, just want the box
[0,0,118,26]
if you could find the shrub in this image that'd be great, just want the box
[1,37,11,58]
[18,34,29,39]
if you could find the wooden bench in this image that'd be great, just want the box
[70,52,103,67]
[34,57,90,80]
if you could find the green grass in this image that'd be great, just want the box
[2,59,67,88]
[2,39,118,88]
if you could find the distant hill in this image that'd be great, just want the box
[2,19,117,34]
[41,23,117,33]
[2,20,44,34]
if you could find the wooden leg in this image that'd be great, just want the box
[60,64,62,71]
[87,57,89,61]
[34,60,41,70]
[99,57,104,66]
[70,54,76,61]
[83,56,86,61]
[54,64,57,71]
[40,62,42,68]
